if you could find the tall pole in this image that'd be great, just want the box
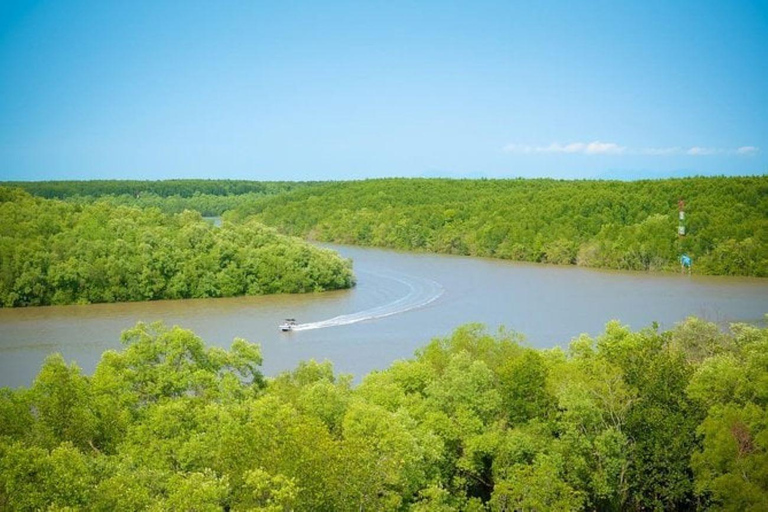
[678,199,691,274]
[678,199,685,236]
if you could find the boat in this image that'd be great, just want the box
[279,319,297,332]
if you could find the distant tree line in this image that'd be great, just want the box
[227,177,768,277]
[62,192,272,217]
[1,317,766,510]
[1,179,313,199]
[0,188,354,307]
[0,179,317,216]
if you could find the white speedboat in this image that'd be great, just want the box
[279,319,297,332]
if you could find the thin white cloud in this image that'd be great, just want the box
[502,144,534,154]
[503,141,624,155]
[503,142,759,157]
[552,142,584,153]
[687,146,721,156]
[736,146,759,156]
[640,147,682,156]
[584,141,625,155]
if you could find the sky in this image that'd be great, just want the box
[0,0,766,181]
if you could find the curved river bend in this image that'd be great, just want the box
[1,244,766,388]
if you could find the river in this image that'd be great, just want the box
[1,244,766,388]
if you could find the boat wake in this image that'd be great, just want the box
[292,270,443,331]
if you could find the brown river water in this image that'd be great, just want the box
[1,243,766,388]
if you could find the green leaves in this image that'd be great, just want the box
[490,454,585,512]
[692,403,768,511]
[1,318,765,510]
[238,468,298,511]
[0,441,93,511]
[29,355,98,451]
[235,176,768,276]
[0,189,355,307]
[99,322,266,405]
[688,322,768,510]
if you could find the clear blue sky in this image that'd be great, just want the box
[1,0,766,181]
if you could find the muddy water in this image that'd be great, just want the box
[1,244,766,387]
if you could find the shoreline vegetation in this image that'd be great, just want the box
[0,179,317,217]
[4,176,766,279]
[1,318,766,510]
[228,176,767,278]
[2,176,764,308]
[0,187,355,308]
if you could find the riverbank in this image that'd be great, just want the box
[230,176,768,277]
[2,243,765,389]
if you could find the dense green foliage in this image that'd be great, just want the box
[229,177,768,276]
[1,318,766,510]
[1,180,317,216]
[0,188,354,307]
[1,179,312,200]
[62,192,276,217]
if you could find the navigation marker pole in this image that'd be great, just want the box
[678,199,691,274]
[678,199,685,237]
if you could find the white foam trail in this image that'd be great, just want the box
[292,270,443,331]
